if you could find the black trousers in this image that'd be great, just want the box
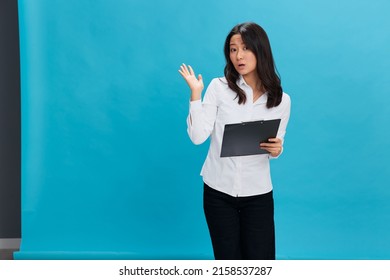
[203,183,275,260]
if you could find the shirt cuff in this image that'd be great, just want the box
[189,100,202,112]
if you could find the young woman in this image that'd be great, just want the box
[179,22,291,260]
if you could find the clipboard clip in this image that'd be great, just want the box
[241,119,265,125]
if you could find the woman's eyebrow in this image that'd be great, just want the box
[229,42,244,46]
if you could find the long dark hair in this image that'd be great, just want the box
[224,22,283,108]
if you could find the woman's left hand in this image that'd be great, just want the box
[260,138,283,157]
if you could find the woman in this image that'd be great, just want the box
[179,22,291,260]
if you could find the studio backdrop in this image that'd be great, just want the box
[16,0,390,259]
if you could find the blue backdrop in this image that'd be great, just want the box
[16,0,390,259]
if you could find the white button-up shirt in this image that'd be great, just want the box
[187,76,291,197]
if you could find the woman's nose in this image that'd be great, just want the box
[237,49,243,60]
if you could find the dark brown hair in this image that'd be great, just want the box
[224,22,283,108]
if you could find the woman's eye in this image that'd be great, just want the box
[230,48,236,53]
[243,47,247,51]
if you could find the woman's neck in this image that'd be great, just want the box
[243,73,264,96]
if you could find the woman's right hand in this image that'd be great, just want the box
[178,63,204,101]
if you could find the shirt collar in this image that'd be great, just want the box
[237,75,268,104]
[238,75,247,86]
[257,92,268,104]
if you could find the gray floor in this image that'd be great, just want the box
[0,249,16,260]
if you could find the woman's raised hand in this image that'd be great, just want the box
[178,64,204,101]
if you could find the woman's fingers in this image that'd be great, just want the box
[179,63,192,76]
[268,138,281,144]
[260,138,280,146]
[188,65,195,76]
[198,74,203,85]
[179,64,188,76]
[178,63,204,94]
[260,138,281,148]
[179,64,201,83]
[179,63,199,77]
[259,138,282,156]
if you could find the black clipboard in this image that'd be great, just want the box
[220,119,281,157]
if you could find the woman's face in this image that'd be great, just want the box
[229,34,257,79]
